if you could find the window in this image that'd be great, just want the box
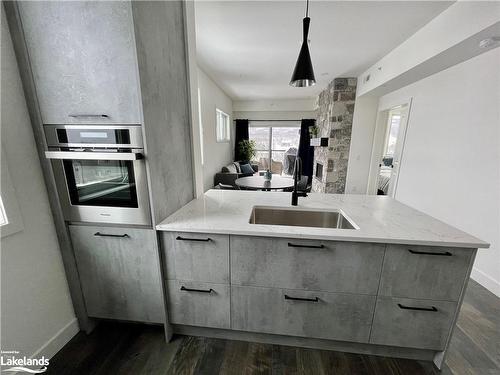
[216,109,230,142]
[249,123,301,175]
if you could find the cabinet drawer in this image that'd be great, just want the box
[231,286,375,343]
[162,232,229,284]
[379,245,473,301]
[167,280,230,329]
[69,225,164,323]
[370,296,457,350]
[231,236,385,294]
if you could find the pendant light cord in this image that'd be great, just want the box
[305,0,309,17]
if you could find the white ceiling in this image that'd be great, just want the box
[194,1,454,101]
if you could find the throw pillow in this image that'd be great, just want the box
[240,163,254,174]
[222,163,237,173]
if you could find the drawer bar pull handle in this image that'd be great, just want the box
[284,294,319,302]
[287,242,324,249]
[176,236,211,242]
[94,232,129,238]
[408,249,452,256]
[180,286,214,294]
[398,303,438,312]
[69,114,109,118]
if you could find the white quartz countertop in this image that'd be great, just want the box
[156,190,489,249]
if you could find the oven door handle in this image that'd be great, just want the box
[44,151,143,161]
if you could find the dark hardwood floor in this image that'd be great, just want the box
[46,280,500,374]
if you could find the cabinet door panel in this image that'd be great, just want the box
[69,225,164,323]
[167,280,230,329]
[19,2,141,124]
[370,296,457,350]
[379,245,473,301]
[231,236,385,294]
[162,232,229,284]
[231,286,375,342]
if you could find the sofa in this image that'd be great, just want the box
[214,161,258,188]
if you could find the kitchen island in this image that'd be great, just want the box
[156,190,489,369]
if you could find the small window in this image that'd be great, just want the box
[216,109,230,143]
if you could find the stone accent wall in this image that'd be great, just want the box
[312,78,357,194]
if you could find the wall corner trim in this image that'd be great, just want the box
[30,318,79,360]
[471,267,500,298]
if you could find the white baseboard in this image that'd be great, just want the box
[471,268,500,298]
[30,317,80,360]
[6,319,79,375]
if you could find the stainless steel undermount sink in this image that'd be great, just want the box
[249,206,358,230]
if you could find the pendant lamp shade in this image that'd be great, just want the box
[290,17,316,87]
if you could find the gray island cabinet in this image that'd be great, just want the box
[160,231,476,369]
[156,191,489,369]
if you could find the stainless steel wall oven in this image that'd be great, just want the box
[44,125,151,226]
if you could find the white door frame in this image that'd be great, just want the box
[366,97,413,197]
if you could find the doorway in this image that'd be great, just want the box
[367,99,412,197]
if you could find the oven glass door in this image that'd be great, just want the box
[62,159,138,208]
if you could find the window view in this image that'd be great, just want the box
[249,126,270,169]
[249,126,300,175]
[216,109,230,142]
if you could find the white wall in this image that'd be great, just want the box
[1,10,78,359]
[357,2,500,97]
[233,110,316,121]
[345,96,379,194]
[379,48,500,296]
[233,99,316,113]
[184,0,204,197]
[233,98,316,121]
[198,67,233,191]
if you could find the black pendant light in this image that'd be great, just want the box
[290,0,316,87]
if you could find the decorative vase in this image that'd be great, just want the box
[264,170,272,181]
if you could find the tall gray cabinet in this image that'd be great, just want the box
[5,0,194,335]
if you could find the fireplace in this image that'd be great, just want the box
[315,162,323,180]
[311,77,357,194]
